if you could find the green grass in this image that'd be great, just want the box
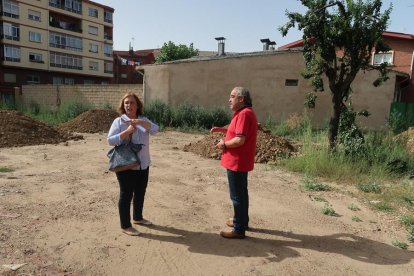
[357,182,382,194]
[392,240,408,249]
[352,216,362,222]
[313,196,328,202]
[301,176,332,191]
[347,203,360,211]
[0,166,14,173]
[321,204,337,216]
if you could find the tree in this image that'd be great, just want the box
[279,0,392,151]
[155,41,199,63]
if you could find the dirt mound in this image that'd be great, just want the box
[394,127,414,154]
[183,130,297,164]
[0,110,82,148]
[59,109,119,133]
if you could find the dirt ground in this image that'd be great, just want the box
[1,111,414,275]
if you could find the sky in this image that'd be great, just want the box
[96,0,414,53]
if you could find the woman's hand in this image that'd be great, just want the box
[130,119,150,130]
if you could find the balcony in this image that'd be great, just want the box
[49,15,82,34]
[49,0,82,15]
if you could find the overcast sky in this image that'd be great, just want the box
[96,0,414,52]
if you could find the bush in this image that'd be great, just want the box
[59,101,91,122]
[145,101,230,130]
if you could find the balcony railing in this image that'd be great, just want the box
[49,1,82,15]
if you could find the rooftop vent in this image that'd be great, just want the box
[260,38,276,51]
[215,37,226,56]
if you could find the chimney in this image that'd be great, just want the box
[268,41,277,51]
[215,37,226,56]
[260,38,271,51]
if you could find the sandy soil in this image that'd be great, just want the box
[1,131,414,275]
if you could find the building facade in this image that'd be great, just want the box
[279,31,414,103]
[112,48,156,84]
[0,0,114,103]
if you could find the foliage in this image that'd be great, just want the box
[388,110,409,134]
[301,175,332,191]
[347,203,360,211]
[338,102,369,157]
[357,181,382,193]
[313,196,328,202]
[279,0,392,150]
[145,100,231,130]
[155,41,199,63]
[321,204,336,216]
[352,216,362,222]
[391,240,408,250]
[0,166,14,173]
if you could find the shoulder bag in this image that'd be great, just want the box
[107,134,142,172]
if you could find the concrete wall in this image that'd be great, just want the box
[16,84,143,111]
[141,51,396,129]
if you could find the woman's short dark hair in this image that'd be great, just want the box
[117,92,144,116]
[233,86,252,107]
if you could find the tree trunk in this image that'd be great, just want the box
[328,90,342,152]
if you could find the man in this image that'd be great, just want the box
[210,87,258,239]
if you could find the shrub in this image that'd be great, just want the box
[392,240,408,249]
[347,203,360,211]
[321,204,336,216]
[357,182,382,194]
[59,101,91,122]
[301,176,332,191]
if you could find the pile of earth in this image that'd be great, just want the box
[0,110,82,148]
[59,109,119,133]
[394,127,414,154]
[183,129,297,164]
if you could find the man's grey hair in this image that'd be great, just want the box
[233,86,252,107]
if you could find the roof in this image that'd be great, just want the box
[137,48,303,67]
[85,0,114,12]
[278,31,414,49]
[114,49,157,57]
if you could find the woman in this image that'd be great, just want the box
[107,92,159,236]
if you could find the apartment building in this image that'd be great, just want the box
[0,0,114,102]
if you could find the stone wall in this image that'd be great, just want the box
[15,84,143,111]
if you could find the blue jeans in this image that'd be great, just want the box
[227,169,249,234]
[116,168,149,229]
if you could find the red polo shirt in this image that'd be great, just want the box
[221,107,257,172]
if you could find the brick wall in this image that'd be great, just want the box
[15,84,143,111]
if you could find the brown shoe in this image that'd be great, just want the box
[220,230,245,239]
[226,218,249,230]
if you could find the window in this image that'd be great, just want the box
[29,52,43,63]
[84,80,94,85]
[49,32,82,51]
[104,61,113,73]
[1,23,19,41]
[29,31,41,42]
[285,79,299,86]
[2,0,19,18]
[53,76,63,84]
[372,51,393,65]
[64,78,74,85]
[88,25,98,35]
[26,75,40,84]
[88,7,98,17]
[50,52,82,70]
[121,74,127,79]
[104,43,112,57]
[89,43,98,53]
[4,45,20,62]
[89,61,98,71]
[104,10,113,23]
[28,9,41,21]
[4,73,16,83]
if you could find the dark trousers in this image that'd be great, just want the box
[115,168,149,229]
[227,169,249,234]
